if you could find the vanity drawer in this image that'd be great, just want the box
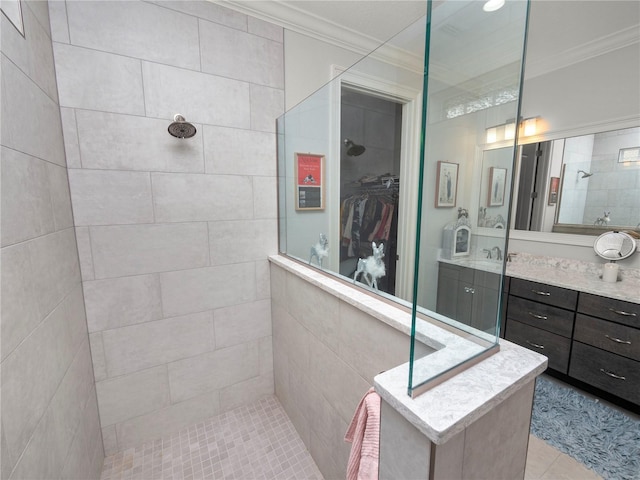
[578,293,639,328]
[569,342,640,405]
[505,320,570,373]
[507,295,574,337]
[509,278,578,310]
[574,314,640,361]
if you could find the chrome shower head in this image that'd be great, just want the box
[344,138,366,157]
[168,114,197,139]
[577,169,593,178]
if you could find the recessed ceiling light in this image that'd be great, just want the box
[483,0,505,12]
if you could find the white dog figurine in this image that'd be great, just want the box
[309,233,329,268]
[594,211,611,226]
[353,242,386,290]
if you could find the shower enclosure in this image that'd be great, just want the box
[276,0,529,395]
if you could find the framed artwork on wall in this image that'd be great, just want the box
[295,153,325,210]
[435,161,458,208]
[488,167,507,207]
[548,176,560,205]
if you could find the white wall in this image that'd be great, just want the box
[49,0,284,454]
[1,2,104,478]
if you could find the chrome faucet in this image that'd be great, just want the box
[492,246,503,261]
[482,248,492,259]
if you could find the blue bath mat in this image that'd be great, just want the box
[530,376,640,480]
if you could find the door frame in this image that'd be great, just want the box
[329,64,422,300]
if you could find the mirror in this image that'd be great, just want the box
[509,126,640,234]
[593,231,637,260]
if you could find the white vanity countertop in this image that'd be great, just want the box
[270,254,548,446]
[439,253,640,304]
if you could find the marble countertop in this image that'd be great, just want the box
[439,253,640,304]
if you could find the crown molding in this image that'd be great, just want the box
[525,25,640,79]
[218,0,424,73]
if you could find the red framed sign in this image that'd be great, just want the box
[294,153,325,210]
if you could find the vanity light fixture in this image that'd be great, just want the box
[522,117,538,137]
[504,120,516,140]
[483,0,505,12]
[486,127,498,143]
[485,119,517,144]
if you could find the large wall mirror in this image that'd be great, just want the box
[508,0,639,244]
[509,126,640,235]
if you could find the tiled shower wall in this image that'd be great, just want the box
[1,1,103,478]
[49,0,284,454]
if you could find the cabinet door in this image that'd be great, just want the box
[436,266,460,319]
[471,284,500,333]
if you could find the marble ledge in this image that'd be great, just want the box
[374,339,547,445]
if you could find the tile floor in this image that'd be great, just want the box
[101,394,603,480]
[100,396,323,480]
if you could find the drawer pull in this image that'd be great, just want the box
[605,335,631,345]
[531,289,550,296]
[599,368,626,381]
[525,340,544,349]
[464,287,475,294]
[528,312,548,320]
[609,308,637,317]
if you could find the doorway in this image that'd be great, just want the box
[339,88,402,295]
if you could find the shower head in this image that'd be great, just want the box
[168,114,197,139]
[344,138,366,157]
[577,169,593,178]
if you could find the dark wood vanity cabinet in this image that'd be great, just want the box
[504,279,640,409]
[504,278,577,373]
[436,263,501,333]
[570,294,640,405]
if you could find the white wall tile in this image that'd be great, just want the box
[259,336,274,375]
[203,126,277,176]
[1,3,58,101]
[168,341,259,403]
[1,55,66,166]
[247,17,283,42]
[74,227,95,281]
[53,43,144,115]
[160,262,256,317]
[1,229,80,361]
[252,176,278,219]
[68,169,154,226]
[1,293,79,465]
[255,259,271,300]
[151,173,253,223]
[142,61,250,129]
[101,312,214,377]
[219,372,274,412]
[46,163,74,230]
[271,303,311,374]
[24,0,51,37]
[75,109,204,173]
[66,1,200,70]
[149,1,247,31]
[75,388,104,480]
[250,84,284,133]
[115,392,220,451]
[101,426,118,457]
[89,333,107,382]
[213,299,271,349]
[90,223,209,279]
[83,274,163,333]
[48,0,70,43]
[96,365,170,427]
[59,108,82,169]
[199,20,283,88]
[0,148,55,247]
[209,219,277,265]
[287,273,340,353]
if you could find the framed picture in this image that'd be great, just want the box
[295,153,325,210]
[548,176,560,205]
[488,167,507,207]
[435,161,458,208]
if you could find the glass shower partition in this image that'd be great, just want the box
[409,0,529,395]
[276,0,530,398]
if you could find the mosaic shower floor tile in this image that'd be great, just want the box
[100,396,324,480]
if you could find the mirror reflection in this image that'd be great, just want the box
[507,126,640,234]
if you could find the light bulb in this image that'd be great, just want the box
[483,0,505,12]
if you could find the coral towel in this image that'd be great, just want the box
[344,387,381,480]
